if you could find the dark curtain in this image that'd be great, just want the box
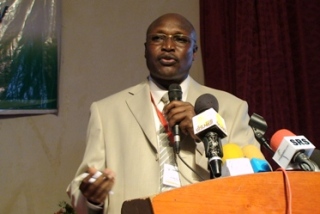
[200,0,320,166]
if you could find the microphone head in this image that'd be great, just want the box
[242,144,265,160]
[221,143,253,176]
[271,129,315,169]
[270,129,295,151]
[168,84,182,101]
[194,93,219,114]
[222,143,244,163]
[250,158,272,172]
[242,145,272,172]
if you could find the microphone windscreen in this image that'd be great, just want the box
[250,158,272,172]
[168,84,182,101]
[270,129,295,151]
[222,143,244,163]
[194,93,219,114]
[242,144,265,160]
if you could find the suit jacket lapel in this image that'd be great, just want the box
[186,77,206,156]
[126,78,209,184]
[126,81,158,152]
[176,78,210,184]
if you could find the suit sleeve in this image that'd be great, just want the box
[224,100,260,148]
[66,102,109,214]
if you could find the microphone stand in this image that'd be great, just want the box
[249,113,274,154]
[293,151,320,171]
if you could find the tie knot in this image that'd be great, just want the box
[161,93,169,104]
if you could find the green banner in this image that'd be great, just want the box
[0,0,59,114]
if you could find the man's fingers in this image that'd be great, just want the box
[86,176,114,203]
[80,169,116,204]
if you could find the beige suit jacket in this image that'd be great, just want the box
[67,77,259,214]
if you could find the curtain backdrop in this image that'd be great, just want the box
[200,0,320,165]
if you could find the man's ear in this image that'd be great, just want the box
[144,42,147,58]
[192,44,198,61]
[193,44,198,53]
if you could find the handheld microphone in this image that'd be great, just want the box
[242,144,272,172]
[168,84,182,154]
[270,129,318,171]
[193,94,227,178]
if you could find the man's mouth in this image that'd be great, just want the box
[158,55,178,66]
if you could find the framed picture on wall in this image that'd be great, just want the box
[0,0,59,115]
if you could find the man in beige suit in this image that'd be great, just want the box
[67,13,260,214]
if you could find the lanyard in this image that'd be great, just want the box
[150,93,174,144]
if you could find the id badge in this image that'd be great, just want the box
[163,164,181,188]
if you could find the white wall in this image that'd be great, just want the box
[0,1,203,213]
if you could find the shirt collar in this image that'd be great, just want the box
[148,76,189,105]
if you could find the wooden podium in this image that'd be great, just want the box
[121,171,320,214]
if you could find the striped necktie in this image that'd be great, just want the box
[159,93,176,192]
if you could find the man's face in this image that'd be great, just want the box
[144,15,197,87]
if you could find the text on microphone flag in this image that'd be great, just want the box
[192,108,227,137]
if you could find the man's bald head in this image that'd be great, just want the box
[146,13,197,42]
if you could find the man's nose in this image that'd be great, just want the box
[161,36,175,51]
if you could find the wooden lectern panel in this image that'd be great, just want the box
[122,171,320,214]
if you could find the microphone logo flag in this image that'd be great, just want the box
[272,135,315,168]
[193,108,227,138]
